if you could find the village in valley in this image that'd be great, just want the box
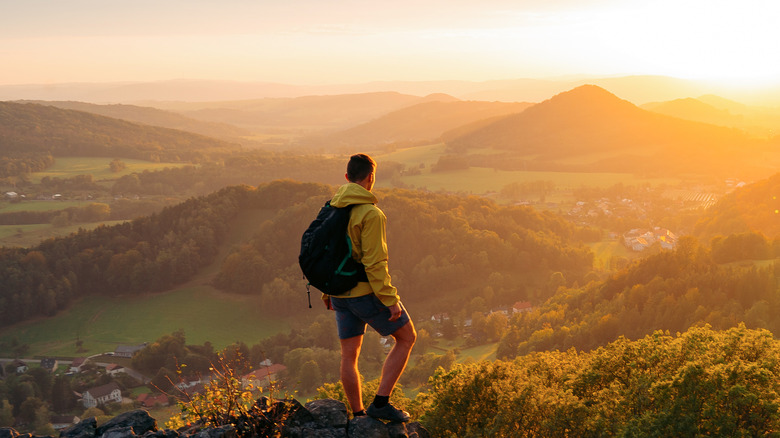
[0,346,287,432]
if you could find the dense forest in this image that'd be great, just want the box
[694,171,780,238]
[418,325,780,436]
[0,180,598,327]
[212,185,599,317]
[496,238,780,358]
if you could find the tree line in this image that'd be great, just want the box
[0,183,264,326]
[212,183,599,318]
[496,237,780,359]
[417,325,780,436]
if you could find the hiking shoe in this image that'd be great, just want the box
[367,403,411,423]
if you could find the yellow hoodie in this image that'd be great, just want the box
[326,182,399,306]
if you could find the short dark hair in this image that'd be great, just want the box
[346,153,376,182]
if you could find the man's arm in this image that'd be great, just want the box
[360,208,399,307]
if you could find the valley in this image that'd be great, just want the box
[0,81,778,435]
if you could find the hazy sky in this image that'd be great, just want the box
[2,0,779,86]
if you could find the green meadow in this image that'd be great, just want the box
[29,156,189,183]
[0,207,288,358]
[377,144,680,198]
[0,286,291,358]
[0,221,127,248]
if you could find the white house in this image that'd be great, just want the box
[70,357,87,373]
[105,363,125,376]
[12,359,28,374]
[82,382,122,408]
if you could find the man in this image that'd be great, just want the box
[324,153,416,422]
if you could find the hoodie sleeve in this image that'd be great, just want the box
[360,207,399,306]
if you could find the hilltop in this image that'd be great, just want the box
[441,85,775,179]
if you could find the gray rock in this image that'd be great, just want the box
[404,423,430,438]
[285,427,345,438]
[345,416,389,438]
[304,399,348,428]
[100,426,136,438]
[60,417,98,438]
[96,410,157,437]
[140,430,179,438]
[0,428,19,438]
[192,425,236,438]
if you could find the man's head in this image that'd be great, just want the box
[346,153,376,190]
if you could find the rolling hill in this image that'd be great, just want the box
[0,101,240,169]
[641,97,742,128]
[442,85,774,178]
[145,92,455,133]
[20,100,249,141]
[310,99,533,148]
[693,171,780,238]
[643,95,780,139]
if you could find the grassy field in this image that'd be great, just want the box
[456,343,498,363]
[0,286,291,358]
[0,221,127,248]
[588,239,642,271]
[28,157,190,183]
[0,208,288,358]
[376,144,680,198]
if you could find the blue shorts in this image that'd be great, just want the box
[330,294,410,339]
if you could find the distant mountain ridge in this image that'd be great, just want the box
[149,92,447,132]
[313,99,534,148]
[4,75,780,106]
[643,96,780,139]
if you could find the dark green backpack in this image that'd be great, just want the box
[299,201,368,306]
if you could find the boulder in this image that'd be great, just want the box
[60,417,97,438]
[96,410,157,436]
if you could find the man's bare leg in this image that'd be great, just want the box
[377,321,416,396]
[340,334,364,413]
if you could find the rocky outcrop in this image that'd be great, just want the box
[1,398,428,438]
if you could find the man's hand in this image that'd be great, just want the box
[388,302,402,321]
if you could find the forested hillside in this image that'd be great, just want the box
[213,185,599,317]
[694,171,780,238]
[21,100,249,141]
[0,101,239,178]
[422,325,780,436]
[0,180,598,327]
[497,237,780,358]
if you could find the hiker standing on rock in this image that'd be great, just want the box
[324,153,416,422]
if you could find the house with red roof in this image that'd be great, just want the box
[137,392,169,408]
[242,364,287,388]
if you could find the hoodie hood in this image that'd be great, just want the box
[330,183,377,208]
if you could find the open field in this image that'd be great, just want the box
[456,343,498,363]
[0,199,96,213]
[0,285,291,358]
[398,167,679,196]
[375,144,681,199]
[28,157,190,183]
[588,239,643,271]
[0,220,127,247]
[0,207,288,357]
